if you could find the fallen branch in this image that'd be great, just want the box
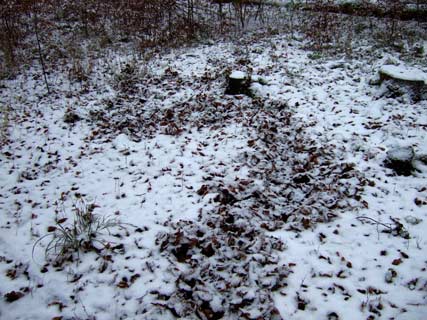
[357,215,410,239]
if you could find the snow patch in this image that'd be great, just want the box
[380,65,427,83]
[229,70,247,79]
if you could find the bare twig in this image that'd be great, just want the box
[32,9,50,94]
[357,215,410,239]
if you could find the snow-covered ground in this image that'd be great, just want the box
[1,33,427,320]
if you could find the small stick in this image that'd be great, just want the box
[32,10,51,94]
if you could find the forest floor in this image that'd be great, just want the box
[1,31,427,320]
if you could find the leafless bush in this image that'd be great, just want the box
[0,1,56,79]
[0,1,26,76]
[1,0,426,79]
[0,1,301,73]
[376,0,405,43]
[296,0,426,54]
[33,198,127,266]
[301,0,343,51]
[0,105,11,147]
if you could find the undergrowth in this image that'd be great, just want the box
[33,198,127,266]
[0,104,11,146]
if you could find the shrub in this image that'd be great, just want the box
[376,0,406,43]
[0,104,11,146]
[33,198,126,266]
[301,0,343,51]
[111,59,142,94]
[0,1,26,74]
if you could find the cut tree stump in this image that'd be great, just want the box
[384,146,415,176]
[225,70,251,95]
[379,65,427,101]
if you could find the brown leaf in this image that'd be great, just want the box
[367,286,385,295]
[197,185,209,196]
[239,179,253,186]
[336,270,347,278]
[302,218,311,229]
[399,251,409,259]
[47,226,57,232]
[392,258,402,266]
[130,274,140,284]
[117,279,129,288]
[4,291,24,303]
[201,244,215,257]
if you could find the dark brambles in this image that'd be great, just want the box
[298,0,427,53]
[302,0,342,50]
[2,0,426,79]
[1,1,426,96]
[0,0,271,75]
[0,1,26,76]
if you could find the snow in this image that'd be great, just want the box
[1,33,427,319]
[380,64,427,83]
[404,215,423,225]
[229,70,247,79]
[387,146,415,162]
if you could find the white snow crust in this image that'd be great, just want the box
[387,146,415,162]
[229,70,246,79]
[380,64,427,83]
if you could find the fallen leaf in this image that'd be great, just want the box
[4,291,24,303]
[392,258,402,266]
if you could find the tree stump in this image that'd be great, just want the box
[384,146,415,176]
[225,70,250,95]
[379,65,427,101]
